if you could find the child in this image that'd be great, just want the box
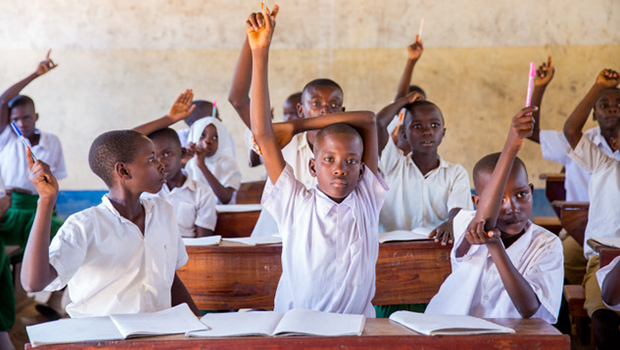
[247,6,387,316]
[133,90,217,237]
[0,51,66,256]
[376,97,473,243]
[184,116,242,205]
[0,173,15,350]
[563,69,620,350]
[425,105,563,324]
[176,100,218,148]
[20,130,200,318]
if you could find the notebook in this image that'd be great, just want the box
[379,227,433,243]
[182,235,222,246]
[389,311,515,336]
[222,235,282,246]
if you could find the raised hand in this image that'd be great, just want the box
[465,219,501,246]
[403,90,424,104]
[596,68,620,89]
[168,89,196,122]
[407,35,423,61]
[36,50,58,76]
[534,56,555,88]
[27,147,58,200]
[507,106,537,151]
[246,5,279,51]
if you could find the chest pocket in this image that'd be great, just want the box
[174,202,197,233]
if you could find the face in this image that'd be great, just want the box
[297,85,344,119]
[152,137,183,182]
[309,133,363,203]
[473,166,533,236]
[403,105,445,154]
[198,124,218,158]
[10,105,38,138]
[593,89,620,132]
[283,97,301,122]
[124,137,166,194]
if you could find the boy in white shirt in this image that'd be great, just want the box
[20,130,200,318]
[564,68,620,350]
[426,105,563,324]
[133,90,217,237]
[247,6,387,317]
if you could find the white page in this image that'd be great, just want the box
[390,311,515,336]
[215,204,262,212]
[27,316,122,347]
[110,303,207,338]
[222,235,282,246]
[189,311,284,337]
[590,236,620,249]
[273,309,365,336]
[379,228,432,243]
[183,235,221,246]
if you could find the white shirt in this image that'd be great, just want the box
[378,140,473,232]
[0,171,5,197]
[0,127,67,194]
[426,210,563,324]
[262,164,388,317]
[596,255,620,311]
[568,136,620,259]
[540,127,620,202]
[149,176,217,238]
[45,195,188,318]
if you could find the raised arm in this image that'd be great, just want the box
[395,35,423,100]
[528,56,555,143]
[564,69,620,148]
[21,148,59,292]
[133,90,196,135]
[376,91,423,153]
[0,50,58,133]
[228,37,253,129]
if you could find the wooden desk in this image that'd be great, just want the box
[553,201,589,246]
[235,180,266,204]
[585,238,620,267]
[213,206,261,238]
[177,240,452,310]
[540,173,566,218]
[25,318,570,350]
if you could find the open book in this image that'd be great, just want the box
[27,303,207,347]
[379,227,433,243]
[216,204,263,212]
[222,235,282,246]
[183,235,222,246]
[589,236,620,249]
[189,309,365,337]
[389,311,515,336]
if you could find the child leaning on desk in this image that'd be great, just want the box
[246,5,388,317]
[20,130,201,318]
[425,105,563,324]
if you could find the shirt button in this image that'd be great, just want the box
[484,295,489,301]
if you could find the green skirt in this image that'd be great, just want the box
[374,303,428,318]
[0,240,15,331]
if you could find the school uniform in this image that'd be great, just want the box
[262,164,388,317]
[596,256,620,311]
[568,136,620,316]
[149,176,217,238]
[0,175,15,332]
[378,139,473,233]
[44,195,188,318]
[425,210,563,324]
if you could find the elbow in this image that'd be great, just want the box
[227,94,249,110]
[516,303,540,319]
[21,278,44,294]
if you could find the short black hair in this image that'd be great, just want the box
[185,100,217,126]
[8,95,35,111]
[404,100,444,125]
[473,152,528,191]
[88,130,148,187]
[408,85,426,99]
[302,79,343,99]
[593,87,620,118]
[314,123,363,155]
[148,128,182,149]
[286,92,302,103]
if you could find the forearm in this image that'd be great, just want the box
[229,37,253,129]
[171,273,201,316]
[601,262,620,306]
[488,243,541,318]
[195,227,214,238]
[396,59,417,99]
[21,197,58,292]
[133,115,177,135]
[0,71,40,129]
[564,83,607,148]
[197,162,234,204]
[290,111,375,134]
[528,86,546,143]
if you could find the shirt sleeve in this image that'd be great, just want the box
[447,164,474,211]
[175,233,189,270]
[45,215,89,291]
[379,137,402,175]
[450,210,484,264]
[218,154,243,191]
[46,134,67,180]
[356,165,389,219]
[194,185,217,231]
[597,256,620,311]
[261,164,306,238]
[539,130,570,165]
[568,136,615,174]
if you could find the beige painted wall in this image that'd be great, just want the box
[0,0,618,189]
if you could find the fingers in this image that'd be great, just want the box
[27,147,35,169]
[488,229,501,239]
[187,104,196,115]
[271,4,279,19]
[264,6,274,30]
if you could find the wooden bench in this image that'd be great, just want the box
[540,173,565,218]
[213,205,262,238]
[235,181,265,205]
[552,201,589,247]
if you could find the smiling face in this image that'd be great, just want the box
[593,88,620,132]
[151,136,183,183]
[124,136,166,194]
[473,165,533,236]
[198,124,219,158]
[10,104,38,138]
[403,104,445,154]
[309,132,363,203]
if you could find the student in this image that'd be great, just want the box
[375,97,473,241]
[425,105,563,324]
[247,6,387,316]
[185,116,242,205]
[20,130,200,318]
[563,69,620,350]
[0,51,66,257]
[176,100,218,148]
[133,90,217,238]
[0,173,15,350]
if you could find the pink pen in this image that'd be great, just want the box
[212,101,217,118]
[525,62,536,107]
[418,18,424,41]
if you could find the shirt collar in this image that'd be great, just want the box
[314,186,358,218]
[101,194,154,224]
[298,132,311,151]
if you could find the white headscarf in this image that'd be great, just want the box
[185,117,242,204]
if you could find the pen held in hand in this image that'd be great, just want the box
[10,122,38,162]
[418,18,424,41]
[525,62,536,108]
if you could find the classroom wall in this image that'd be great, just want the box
[0,0,618,190]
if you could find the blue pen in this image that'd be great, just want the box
[10,122,38,162]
